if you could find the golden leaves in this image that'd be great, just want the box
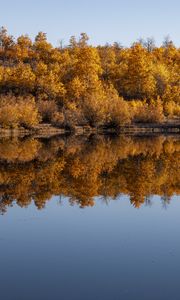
[0,28,179,127]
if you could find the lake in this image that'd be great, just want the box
[0,134,179,300]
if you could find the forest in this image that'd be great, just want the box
[0,27,179,129]
[0,135,179,214]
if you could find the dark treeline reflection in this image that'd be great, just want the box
[0,135,179,213]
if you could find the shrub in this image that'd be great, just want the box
[164,101,180,117]
[51,112,65,127]
[107,96,131,127]
[133,99,165,123]
[81,91,107,127]
[37,100,58,122]
[0,95,40,128]
[81,85,131,127]
[0,104,19,128]
[63,106,86,129]
[18,98,41,128]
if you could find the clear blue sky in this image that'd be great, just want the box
[1,0,179,46]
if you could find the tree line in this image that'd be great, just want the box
[0,28,179,128]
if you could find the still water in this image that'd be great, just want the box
[0,135,179,300]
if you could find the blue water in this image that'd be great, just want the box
[0,194,180,300]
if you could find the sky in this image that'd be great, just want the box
[0,0,179,47]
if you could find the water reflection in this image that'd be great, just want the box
[0,134,179,214]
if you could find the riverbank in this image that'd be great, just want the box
[0,121,179,138]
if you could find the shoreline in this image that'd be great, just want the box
[0,122,179,138]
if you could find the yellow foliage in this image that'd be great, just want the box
[0,104,19,128]
[2,63,35,91]
[133,98,164,123]
[81,85,131,126]
[0,28,179,127]
[0,96,40,128]
[117,44,156,99]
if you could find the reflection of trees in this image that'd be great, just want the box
[0,135,179,214]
